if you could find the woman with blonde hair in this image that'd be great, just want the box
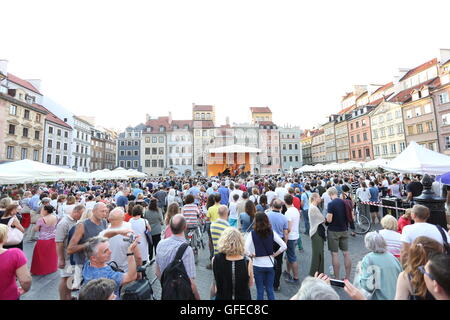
[379,215,402,258]
[212,227,253,300]
[397,209,412,234]
[395,236,443,300]
[63,195,76,218]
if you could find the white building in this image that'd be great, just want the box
[72,116,93,172]
[42,106,72,168]
[167,120,193,177]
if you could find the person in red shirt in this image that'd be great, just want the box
[289,187,301,211]
[397,209,412,234]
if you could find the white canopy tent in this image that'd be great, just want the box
[127,169,147,178]
[340,161,363,171]
[0,160,77,184]
[363,158,389,169]
[208,144,262,154]
[382,141,450,175]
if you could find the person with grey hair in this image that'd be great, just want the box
[290,275,340,300]
[78,278,117,300]
[81,236,139,299]
[353,231,402,300]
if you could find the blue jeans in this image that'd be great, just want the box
[302,209,310,234]
[253,266,275,300]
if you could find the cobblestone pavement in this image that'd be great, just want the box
[21,222,381,300]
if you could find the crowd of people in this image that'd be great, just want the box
[0,170,449,300]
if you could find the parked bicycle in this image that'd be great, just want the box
[353,200,371,235]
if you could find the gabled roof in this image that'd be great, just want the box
[388,77,440,103]
[371,82,393,96]
[399,58,438,82]
[39,105,72,129]
[7,73,42,95]
[193,105,213,111]
[170,120,193,130]
[144,117,171,131]
[250,107,272,113]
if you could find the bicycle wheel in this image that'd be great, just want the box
[354,213,371,235]
[191,232,199,264]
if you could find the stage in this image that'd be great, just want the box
[207,144,261,177]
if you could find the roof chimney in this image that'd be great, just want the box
[168,111,172,124]
[226,116,230,126]
[0,59,8,77]
[146,113,150,122]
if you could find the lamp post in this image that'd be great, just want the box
[413,174,447,230]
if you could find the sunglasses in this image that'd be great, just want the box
[418,265,435,281]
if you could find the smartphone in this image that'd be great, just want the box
[330,279,345,288]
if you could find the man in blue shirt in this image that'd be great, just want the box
[301,185,312,235]
[266,199,289,292]
[116,189,129,211]
[82,236,139,299]
[218,182,230,206]
[188,182,200,205]
[368,181,381,225]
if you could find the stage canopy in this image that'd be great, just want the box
[208,144,262,154]
[382,141,450,175]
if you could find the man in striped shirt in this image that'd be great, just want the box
[181,194,200,230]
[210,205,230,256]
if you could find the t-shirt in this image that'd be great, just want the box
[182,204,200,228]
[400,222,449,245]
[265,191,277,206]
[207,204,220,223]
[0,249,27,300]
[327,198,348,232]
[292,196,301,211]
[285,207,300,240]
[301,192,311,210]
[275,187,288,202]
[379,229,402,257]
[82,261,123,299]
[99,222,132,272]
[397,216,411,234]
[406,182,423,198]
[356,188,371,202]
[228,202,238,220]
[116,195,129,208]
[55,215,77,262]
[211,219,230,255]
[369,187,379,202]
[266,210,288,240]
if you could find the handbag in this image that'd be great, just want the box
[5,217,24,246]
[144,219,153,249]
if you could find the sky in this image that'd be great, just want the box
[2,0,450,132]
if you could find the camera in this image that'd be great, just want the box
[123,233,137,244]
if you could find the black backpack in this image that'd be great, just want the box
[160,243,195,300]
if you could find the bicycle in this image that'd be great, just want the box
[353,201,371,235]
[187,221,205,265]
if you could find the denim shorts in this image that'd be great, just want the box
[286,240,297,262]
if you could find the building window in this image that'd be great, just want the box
[388,126,394,135]
[64,143,68,151]
[64,131,68,138]
[374,145,380,156]
[382,145,388,155]
[35,131,40,140]
[49,126,53,134]
[159,136,164,143]
[407,126,414,135]
[295,156,298,162]
[352,150,356,158]
[47,154,52,164]
[439,92,449,104]
[356,134,360,142]
[134,150,138,156]
[134,141,139,146]
[351,136,354,143]
[295,144,298,150]
[424,104,431,114]
[126,151,131,156]
[390,144,397,154]
[415,107,422,117]
[133,160,138,168]
[445,137,450,149]
[159,147,164,155]
[23,109,30,120]
[289,144,292,150]
[57,129,61,136]
[397,124,404,134]
[56,141,60,149]
[355,121,359,128]
[426,121,433,132]
[152,148,157,155]
[152,137,157,143]
[152,160,157,167]
[289,156,293,162]
[400,142,406,152]
[23,128,29,138]
[7,146,14,159]
[417,124,423,134]
[33,150,39,161]
[363,132,368,141]
[8,124,15,135]
[358,149,362,158]
[9,105,17,115]
[126,160,131,168]
[63,156,67,166]
[120,150,125,156]
[145,137,150,143]
[55,155,60,165]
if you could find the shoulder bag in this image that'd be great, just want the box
[5,217,24,246]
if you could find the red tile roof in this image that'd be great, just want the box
[250,107,272,113]
[388,77,440,103]
[145,117,171,130]
[38,105,72,129]
[170,120,193,129]
[371,82,393,96]
[193,105,213,111]
[399,58,438,82]
[341,92,354,101]
[258,121,275,126]
[192,120,215,128]
[7,73,42,95]
[338,105,356,115]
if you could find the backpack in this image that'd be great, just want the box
[67,224,77,266]
[342,198,355,230]
[160,243,195,300]
[436,225,450,255]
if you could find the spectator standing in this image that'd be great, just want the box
[308,193,326,276]
[326,187,352,280]
[155,214,201,300]
[30,205,58,275]
[240,200,256,233]
[245,212,287,300]
[368,181,381,225]
[143,200,164,260]
[163,203,179,239]
[379,215,402,258]
[129,205,151,264]
[397,209,412,234]
[211,205,230,256]
[0,204,25,250]
[0,224,32,300]
[284,194,300,285]
[228,194,239,228]
[212,227,253,300]
[218,182,230,206]
[301,185,312,235]
[55,204,85,300]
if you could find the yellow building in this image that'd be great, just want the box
[250,107,272,124]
